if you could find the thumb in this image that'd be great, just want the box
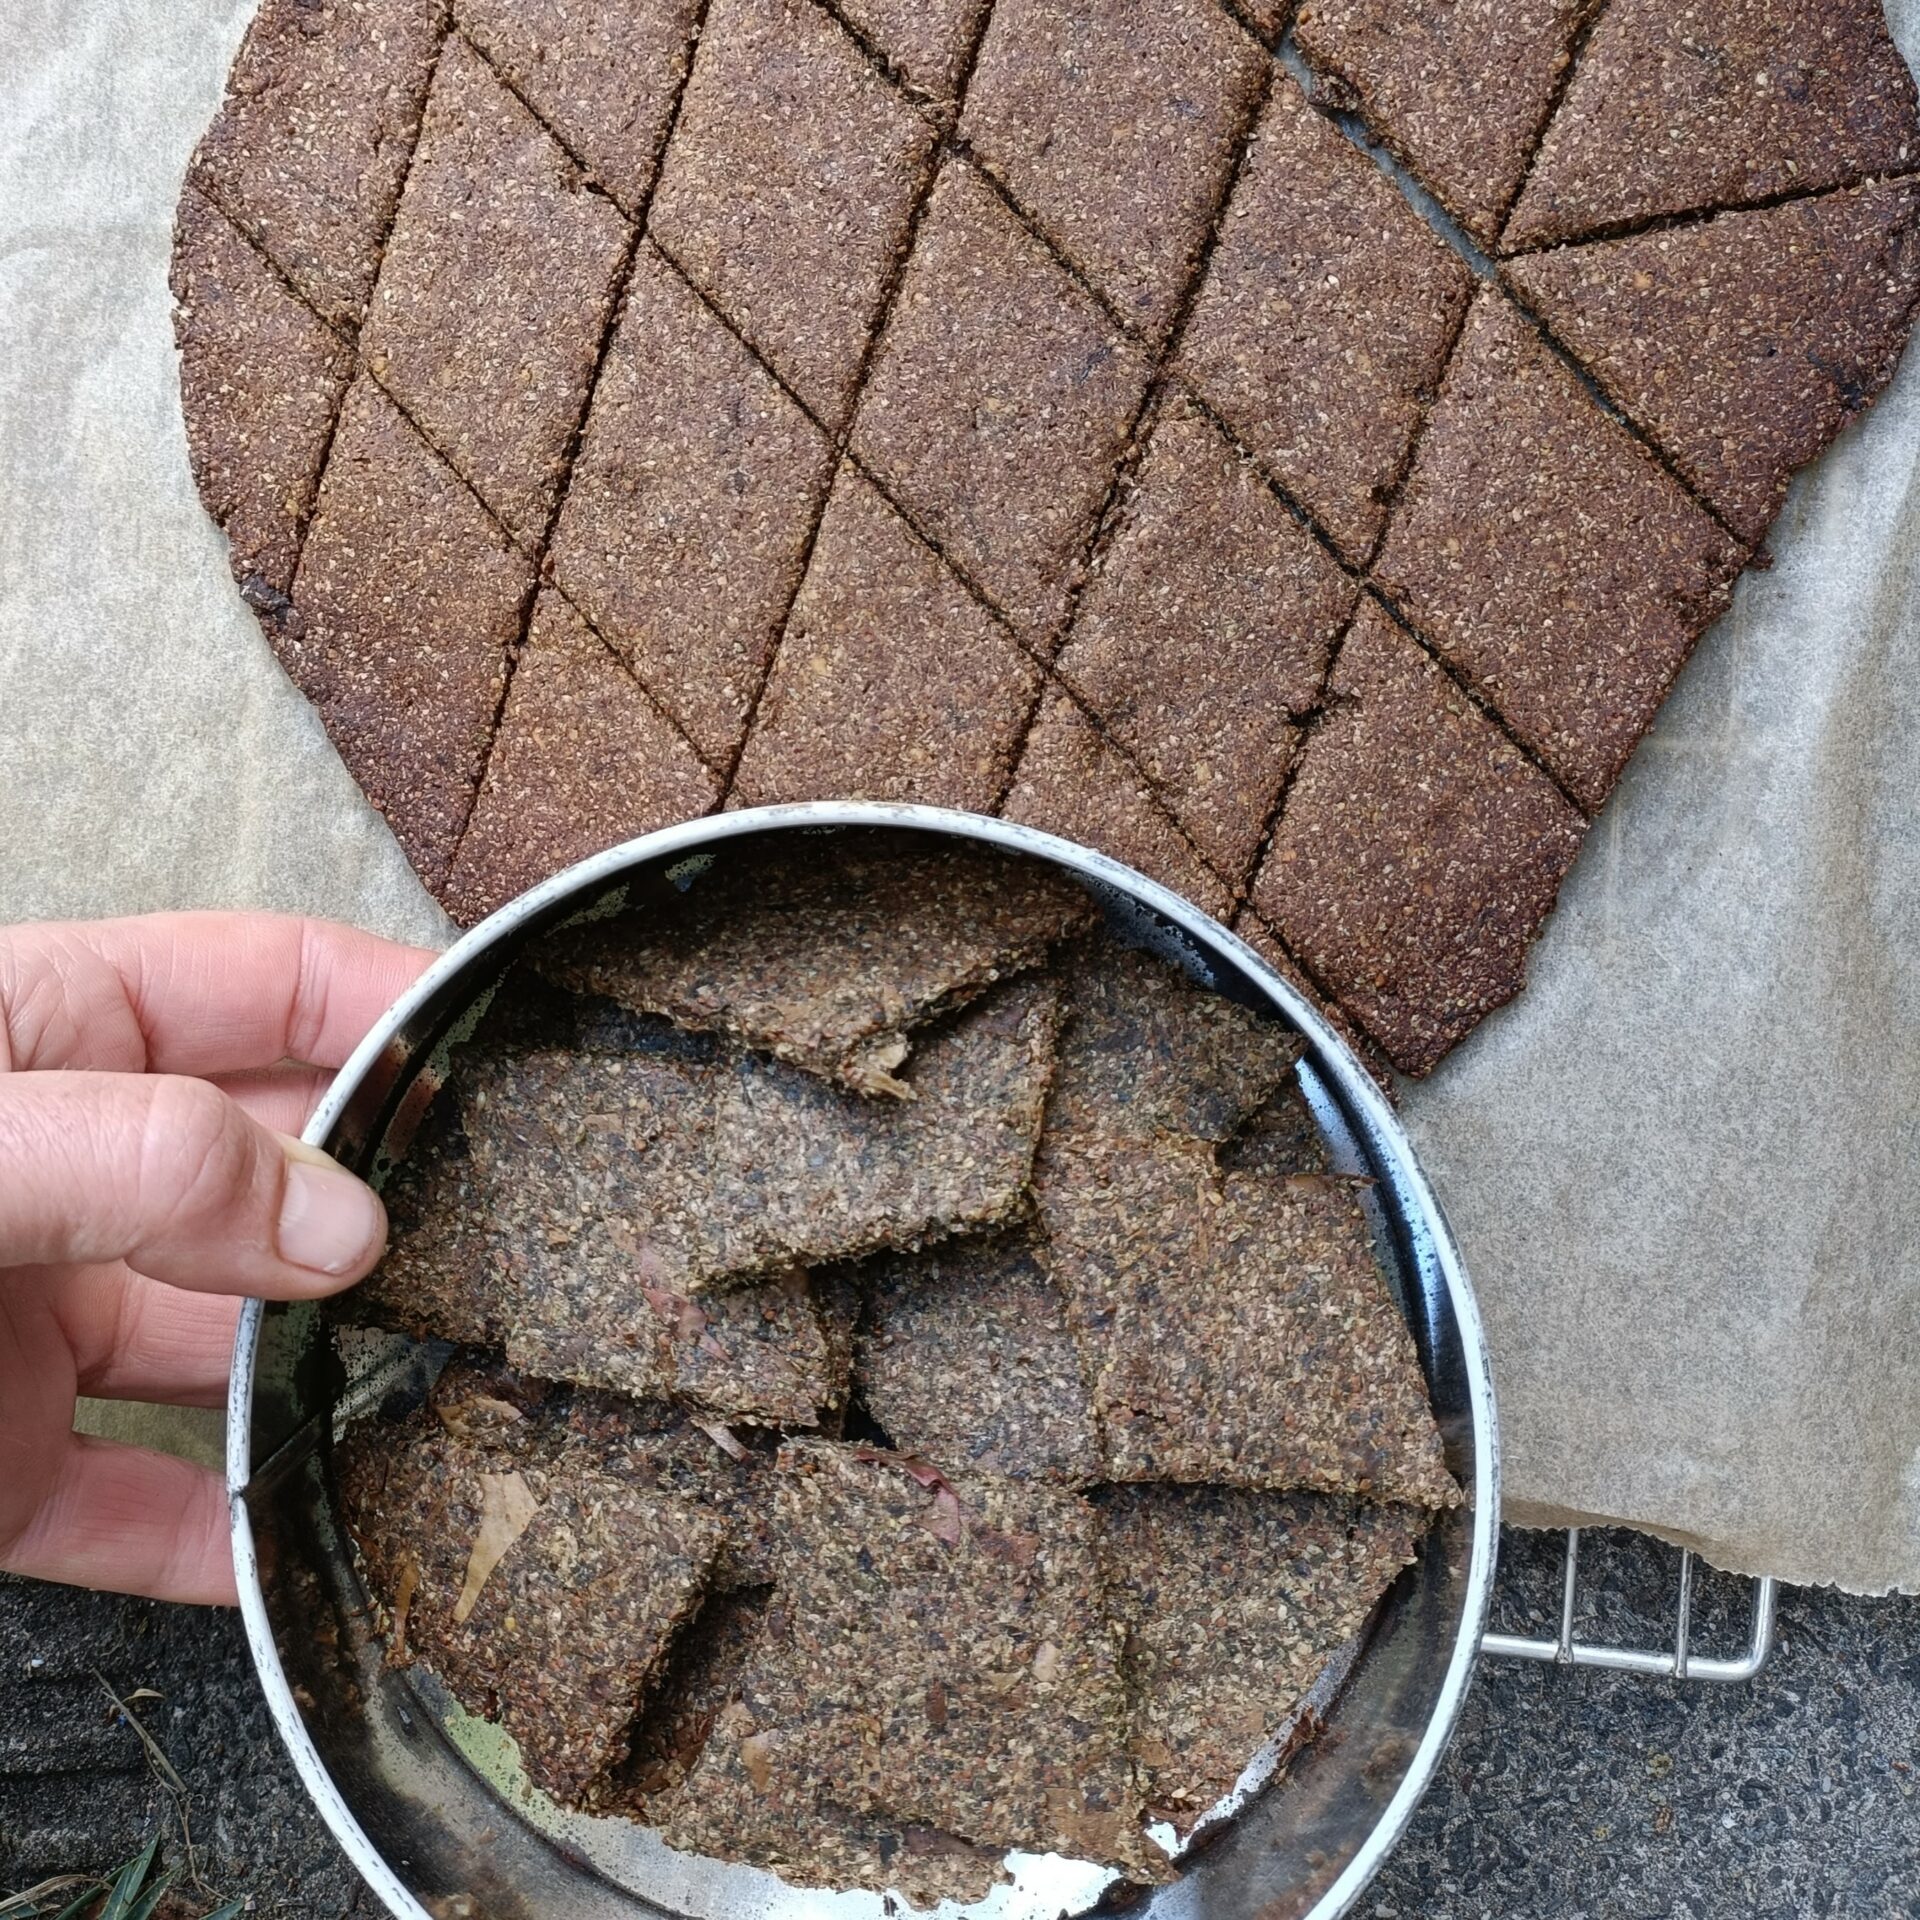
[0,1071,386,1296]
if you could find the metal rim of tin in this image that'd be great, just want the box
[226,800,1501,1920]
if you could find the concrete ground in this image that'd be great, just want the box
[2,1528,1915,1918]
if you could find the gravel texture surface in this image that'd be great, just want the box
[2,1527,1915,1916]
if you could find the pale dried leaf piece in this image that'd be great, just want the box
[544,833,1094,1094]
[336,1412,725,1806]
[453,1469,540,1625]
[389,1560,421,1667]
[693,1418,751,1463]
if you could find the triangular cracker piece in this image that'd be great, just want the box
[1295,0,1600,249]
[852,1231,1101,1483]
[1095,1485,1427,1829]
[1507,181,1920,543]
[1504,0,1920,251]
[1046,941,1302,1145]
[336,1414,723,1807]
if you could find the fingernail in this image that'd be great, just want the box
[277,1149,386,1277]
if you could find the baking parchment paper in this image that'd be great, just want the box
[3,0,1916,1592]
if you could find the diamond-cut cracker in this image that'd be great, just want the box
[1046,939,1302,1145]
[336,1414,724,1807]
[545,832,1094,1094]
[1095,1484,1427,1828]
[663,1440,1165,1878]
[1038,1133,1458,1505]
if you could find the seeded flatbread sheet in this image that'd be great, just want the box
[335,1415,724,1807]
[352,975,1058,1409]
[1095,1485,1426,1828]
[1047,941,1302,1144]
[546,835,1097,1094]
[663,1442,1164,1881]
[175,0,1920,1080]
[1038,1134,1457,1507]
[852,1232,1101,1483]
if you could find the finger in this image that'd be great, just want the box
[0,1072,386,1295]
[0,1432,236,1605]
[40,1263,242,1406]
[212,1064,336,1137]
[0,912,437,1076]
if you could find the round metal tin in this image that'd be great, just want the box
[226,801,1499,1920]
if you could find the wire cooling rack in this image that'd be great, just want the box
[1481,1527,1778,1681]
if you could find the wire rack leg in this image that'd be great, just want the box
[1481,1528,1778,1683]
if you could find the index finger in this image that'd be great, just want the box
[0,912,439,1076]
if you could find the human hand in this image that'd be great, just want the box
[0,913,434,1605]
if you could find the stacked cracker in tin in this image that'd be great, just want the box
[334,832,1456,1903]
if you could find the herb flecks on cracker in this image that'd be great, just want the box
[1043,1133,1457,1506]
[662,1441,1166,1880]
[852,1231,1101,1483]
[353,974,1060,1416]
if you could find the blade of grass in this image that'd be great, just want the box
[124,1871,181,1920]
[196,1902,249,1920]
[0,1879,99,1919]
[92,1676,187,1798]
[98,1838,159,1920]
[49,1887,108,1920]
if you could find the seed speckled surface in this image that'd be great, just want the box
[1255,601,1587,1077]
[336,1414,724,1806]
[547,832,1092,1093]
[852,1231,1101,1481]
[1095,1484,1426,1827]
[1504,0,1920,252]
[663,1441,1162,1875]
[1373,292,1747,814]
[1046,939,1301,1144]
[1505,181,1920,546]
[359,36,631,540]
[1294,0,1601,248]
